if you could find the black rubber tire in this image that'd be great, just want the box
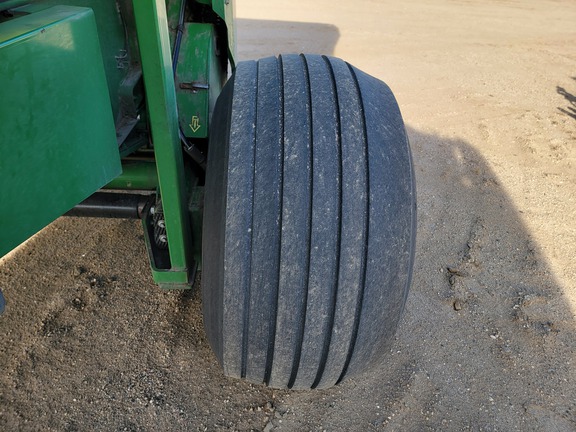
[202,54,416,390]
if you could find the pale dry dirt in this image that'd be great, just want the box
[1,0,576,430]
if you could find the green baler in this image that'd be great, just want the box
[0,0,417,389]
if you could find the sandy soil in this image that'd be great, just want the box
[1,0,575,430]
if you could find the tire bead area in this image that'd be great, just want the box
[203,54,416,390]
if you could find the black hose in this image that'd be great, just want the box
[171,0,186,74]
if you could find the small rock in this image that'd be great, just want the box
[453,299,462,311]
[263,422,274,432]
[72,298,85,310]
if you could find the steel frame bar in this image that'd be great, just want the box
[132,0,192,286]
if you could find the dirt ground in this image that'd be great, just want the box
[1,0,575,430]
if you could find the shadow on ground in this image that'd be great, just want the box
[275,127,576,431]
[236,19,340,61]
[557,77,576,121]
[0,125,574,431]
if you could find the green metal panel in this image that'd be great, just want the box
[0,5,121,258]
[0,1,29,11]
[176,23,224,139]
[14,0,130,123]
[133,0,194,288]
[189,0,235,67]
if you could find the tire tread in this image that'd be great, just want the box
[203,54,415,390]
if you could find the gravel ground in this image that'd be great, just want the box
[1,0,575,430]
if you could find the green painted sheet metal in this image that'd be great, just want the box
[0,5,121,258]
[15,0,130,123]
[189,0,236,67]
[133,0,193,287]
[175,23,224,139]
[0,1,29,11]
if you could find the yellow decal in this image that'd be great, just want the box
[189,116,201,133]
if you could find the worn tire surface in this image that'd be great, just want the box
[202,54,416,389]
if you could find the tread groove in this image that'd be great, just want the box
[311,55,343,389]
[263,55,285,386]
[287,54,314,389]
[240,62,259,379]
[336,63,370,384]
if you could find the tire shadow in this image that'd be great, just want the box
[273,126,576,431]
[236,19,340,61]
[383,126,576,431]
